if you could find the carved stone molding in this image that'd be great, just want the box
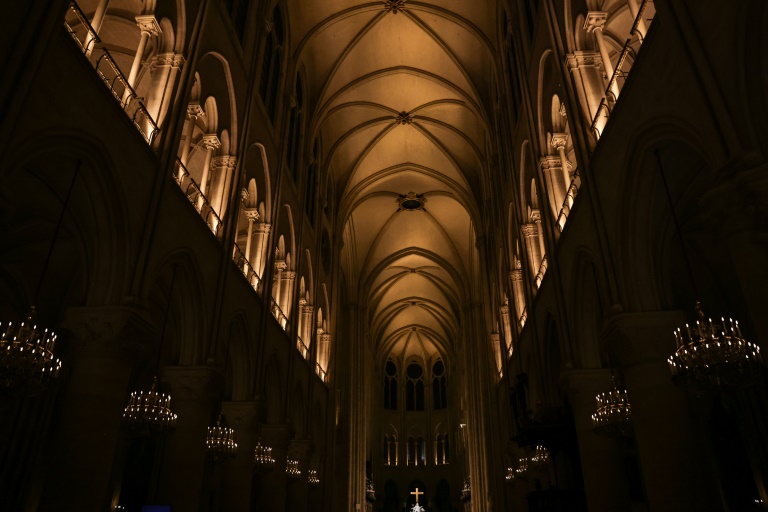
[253,222,272,234]
[186,102,204,118]
[520,223,538,237]
[384,0,406,14]
[539,155,562,171]
[244,208,260,221]
[565,51,602,71]
[212,155,238,169]
[510,269,523,282]
[550,133,569,150]
[583,11,608,32]
[151,52,185,71]
[201,133,221,150]
[395,111,413,125]
[136,15,161,36]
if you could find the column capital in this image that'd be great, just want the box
[212,154,237,169]
[135,15,161,36]
[319,333,331,343]
[550,132,569,150]
[500,305,510,316]
[201,133,222,150]
[301,304,315,314]
[187,102,204,118]
[274,259,287,271]
[245,208,260,221]
[509,269,523,282]
[539,154,562,171]
[151,52,185,71]
[221,401,261,429]
[62,304,156,360]
[530,208,541,223]
[254,222,272,234]
[583,11,608,32]
[565,51,601,70]
[281,270,297,280]
[520,223,538,237]
[490,332,501,343]
[600,310,686,369]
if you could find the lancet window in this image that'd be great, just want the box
[383,360,398,410]
[431,360,447,410]
[405,362,425,412]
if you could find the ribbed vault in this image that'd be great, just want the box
[290,0,497,367]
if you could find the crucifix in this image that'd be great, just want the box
[410,487,423,504]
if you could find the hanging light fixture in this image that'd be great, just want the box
[253,439,275,471]
[0,162,81,390]
[460,478,471,502]
[505,467,515,481]
[531,445,550,468]
[366,477,376,501]
[122,265,179,433]
[515,457,529,476]
[654,150,764,387]
[592,373,632,437]
[286,459,301,477]
[206,414,237,460]
[308,469,320,486]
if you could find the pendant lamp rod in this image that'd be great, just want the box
[654,149,701,303]
[155,263,179,375]
[32,160,82,306]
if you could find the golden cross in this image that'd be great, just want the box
[410,487,423,503]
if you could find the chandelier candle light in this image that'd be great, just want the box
[592,374,631,436]
[286,459,301,477]
[206,414,237,460]
[122,265,179,432]
[253,439,275,471]
[654,150,763,387]
[0,162,81,390]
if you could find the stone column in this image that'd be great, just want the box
[500,302,514,356]
[602,311,722,511]
[521,223,542,282]
[317,333,331,381]
[256,424,292,511]
[198,134,221,198]
[562,370,633,512]
[628,0,648,40]
[84,0,110,56]
[38,306,154,510]
[252,223,272,283]
[243,208,260,264]
[272,260,287,321]
[219,401,260,512]
[530,209,547,261]
[540,155,565,219]
[551,133,573,209]
[584,12,620,101]
[179,103,203,170]
[490,332,502,376]
[145,52,185,132]
[156,366,223,511]
[210,155,238,223]
[300,303,314,358]
[509,267,526,332]
[122,16,161,102]
[565,52,605,139]
[279,270,296,329]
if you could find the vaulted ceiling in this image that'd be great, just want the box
[288,0,499,369]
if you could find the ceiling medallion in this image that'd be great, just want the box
[384,0,406,14]
[397,192,427,212]
[395,111,413,125]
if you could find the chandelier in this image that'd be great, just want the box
[460,478,471,502]
[531,445,550,467]
[254,439,275,471]
[668,302,762,386]
[653,150,764,388]
[206,414,237,460]
[516,457,529,475]
[1,162,81,390]
[308,469,320,486]
[1,307,61,389]
[505,467,515,481]
[122,376,177,431]
[123,265,179,433]
[286,459,301,477]
[592,375,632,436]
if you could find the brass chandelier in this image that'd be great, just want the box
[531,445,550,468]
[308,469,320,486]
[123,265,179,433]
[0,162,81,390]
[654,150,763,387]
[286,459,301,477]
[592,374,631,437]
[206,414,237,460]
[254,439,275,471]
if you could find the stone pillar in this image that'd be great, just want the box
[300,303,314,358]
[144,52,185,134]
[562,370,633,512]
[84,0,110,56]
[490,332,502,376]
[209,155,238,223]
[286,439,313,511]
[602,311,722,511]
[551,133,573,208]
[565,52,605,132]
[509,266,526,331]
[257,424,292,511]
[500,302,514,356]
[317,333,331,381]
[179,103,203,169]
[279,270,296,329]
[272,260,287,320]
[584,12,620,101]
[122,15,161,102]
[38,306,154,510]
[628,0,647,40]
[219,401,260,512]
[540,155,565,219]
[521,223,542,282]
[530,209,547,261]
[198,134,221,199]
[252,223,272,282]
[243,209,260,264]
[156,366,223,511]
